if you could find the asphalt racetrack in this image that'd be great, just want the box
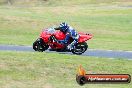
[0,45,132,59]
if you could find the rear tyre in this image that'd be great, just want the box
[33,38,49,52]
[71,42,88,55]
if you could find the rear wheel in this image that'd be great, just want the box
[33,38,49,52]
[71,42,88,55]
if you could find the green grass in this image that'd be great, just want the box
[0,51,132,88]
[0,0,132,6]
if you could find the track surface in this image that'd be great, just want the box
[0,45,132,59]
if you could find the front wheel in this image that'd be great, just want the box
[33,38,49,52]
[71,42,88,55]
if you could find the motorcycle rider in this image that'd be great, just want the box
[53,22,79,50]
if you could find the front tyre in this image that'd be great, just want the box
[33,38,49,52]
[71,42,88,55]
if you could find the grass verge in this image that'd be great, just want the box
[0,51,132,88]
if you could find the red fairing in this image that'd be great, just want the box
[40,29,66,49]
[39,29,92,49]
[54,30,66,40]
[50,30,66,49]
[40,29,51,43]
[78,32,93,43]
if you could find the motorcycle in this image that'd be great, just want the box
[33,27,92,55]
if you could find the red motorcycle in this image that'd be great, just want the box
[33,28,92,55]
